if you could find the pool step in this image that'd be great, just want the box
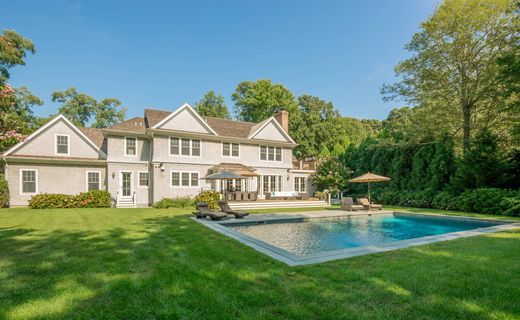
[229,200,329,210]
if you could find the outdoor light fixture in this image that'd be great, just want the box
[111,172,115,179]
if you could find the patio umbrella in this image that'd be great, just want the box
[202,170,247,202]
[349,172,390,209]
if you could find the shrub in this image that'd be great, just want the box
[315,191,326,200]
[0,174,9,208]
[432,191,458,210]
[456,188,511,214]
[194,190,220,210]
[29,190,112,209]
[153,196,194,209]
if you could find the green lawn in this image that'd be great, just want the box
[1,207,519,319]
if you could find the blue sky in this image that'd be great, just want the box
[1,0,436,120]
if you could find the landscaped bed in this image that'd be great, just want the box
[1,207,519,319]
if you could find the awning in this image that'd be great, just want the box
[207,163,259,177]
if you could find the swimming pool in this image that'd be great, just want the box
[196,211,519,265]
[229,213,504,256]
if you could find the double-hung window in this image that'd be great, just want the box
[170,137,201,156]
[222,142,239,157]
[56,135,69,155]
[87,171,100,191]
[139,172,149,187]
[125,137,137,156]
[260,146,282,162]
[21,169,37,194]
[171,171,199,187]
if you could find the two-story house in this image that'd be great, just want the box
[2,103,315,207]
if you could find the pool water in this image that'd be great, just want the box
[229,213,503,256]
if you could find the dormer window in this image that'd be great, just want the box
[55,135,69,155]
[125,137,137,156]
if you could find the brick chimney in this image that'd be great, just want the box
[274,110,289,133]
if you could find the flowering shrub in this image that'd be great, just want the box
[28,190,112,209]
[0,174,9,208]
[194,190,221,210]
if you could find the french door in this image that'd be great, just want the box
[120,171,133,197]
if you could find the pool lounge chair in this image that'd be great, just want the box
[357,198,382,210]
[193,202,227,220]
[218,201,250,219]
[341,197,364,211]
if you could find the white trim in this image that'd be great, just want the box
[3,114,107,158]
[260,174,284,195]
[170,170,200,188]
[248,117,296,144]
[259,145,283,162]
[85,170,101,191]
[152,103,218,135]
[221,142,240,158]
[138,171,149,188]
[54,134,70,156]
[19,169,38,195]
[124,136,138,157]
[119,170,134,197]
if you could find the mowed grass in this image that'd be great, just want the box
[1,207,520,319]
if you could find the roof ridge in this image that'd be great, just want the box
[202,116,258,125]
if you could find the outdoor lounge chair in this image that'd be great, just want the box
[341,197,364,211]
[357,198,382,210]
[193,202,227,220]
[217,200,250,218]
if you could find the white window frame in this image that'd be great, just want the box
[55,134,70,156]
[170,171,200,188]
[222,142,240,158]
[138,171,149,188]
[20,169,38,195]
[295,177,306,192]
[85,171,101,191]
[261,174,283,194]
[259,146,283,162]
[124,137,138,157]
[169,137,202,158]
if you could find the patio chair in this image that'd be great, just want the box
[218,200,250,219]
[341,197,364,211]
[227,192,234,202]
[249,192,258,201]
[193,202,227,220]
[300,193,309,200]
[357,198,382,210]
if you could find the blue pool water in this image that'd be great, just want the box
[229,213,503,256]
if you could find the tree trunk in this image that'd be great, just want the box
[462,104,471,154]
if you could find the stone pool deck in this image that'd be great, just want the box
[194,210,520,266]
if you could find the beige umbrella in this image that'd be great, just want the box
[349,172,390,209]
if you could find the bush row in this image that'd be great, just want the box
[29,190,112,209]
[0,174,8,208]
[153,196,194,209]
[371,188,520,217]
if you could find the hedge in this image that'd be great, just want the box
[0,174,9,208]
[153,196,194,209]
[29,190,112,209]
[370,188,520,217]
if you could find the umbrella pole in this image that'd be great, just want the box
[368,182,371,211]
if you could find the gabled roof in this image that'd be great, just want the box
[144,109,171,128]
[248,116,296,144]
[107,117,146,134]
[203,116,257,139]
[2,114,107,158]
[78,127,105,148]
[151,103,218,135]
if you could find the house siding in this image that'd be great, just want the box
[6,163,107,207]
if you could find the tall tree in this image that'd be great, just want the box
[194,91,230,119]
[0,30,35,85]
[232,79,298,123]
[52,87,126,127]
[382,0,518,153]
[290,95,346,159]
[93,98,127,128]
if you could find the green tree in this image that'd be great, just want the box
[194,91,230,119]
[290,95,347,159]
[0,30,35,85]
[93,98,127,128]
[313,157,348,194]
[52,87,126,127]
[382,0,518,153]
[427,135,456,191]
[232,79,298,123]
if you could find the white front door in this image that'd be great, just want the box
[120,171,134,197]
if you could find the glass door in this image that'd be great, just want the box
[120,172,133,197]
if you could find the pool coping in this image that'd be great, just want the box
[193,210,520,266]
